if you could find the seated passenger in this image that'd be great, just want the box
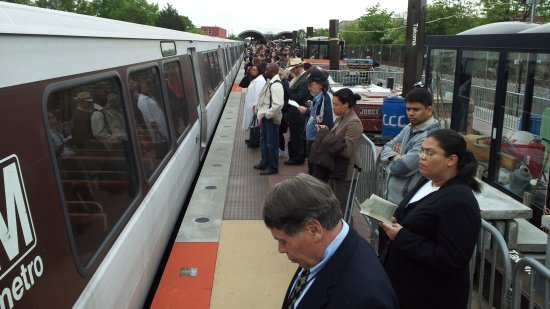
[263,173,399,309]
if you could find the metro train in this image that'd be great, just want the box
[0,3,243,308]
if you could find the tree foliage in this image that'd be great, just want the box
[336,0,550,46]
[156,4,193,31]
[89,0,158,25]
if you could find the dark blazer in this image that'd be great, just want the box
[382,177,481,309]
[286,73,310,123]
[283,228,399,309]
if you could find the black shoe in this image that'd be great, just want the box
[284,160,303,166]
[260,169,278,175]
[253,164,264,170]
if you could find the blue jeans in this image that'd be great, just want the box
[259,118,279,172]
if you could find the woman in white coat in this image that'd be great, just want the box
[241,63,266,131]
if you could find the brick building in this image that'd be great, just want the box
[201,26,227,38]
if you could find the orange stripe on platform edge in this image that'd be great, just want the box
[231,82,242,92]
[151,242,218,309]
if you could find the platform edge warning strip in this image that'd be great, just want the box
[150,242,218,309]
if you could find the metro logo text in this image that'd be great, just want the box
[0,156,36,279]
[0,155,43,309]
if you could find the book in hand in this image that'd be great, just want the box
[359,194,398,225]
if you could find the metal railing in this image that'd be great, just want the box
[344,134,380,248]
[327,70,404,88]
[469,220,513,309]
[512,257,550,309]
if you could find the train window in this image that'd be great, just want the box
[198,52,214,103]
[161,41,176,57]
[46,78,139,267]
[180,55,199,109]
[210,51,223,87]
[128,67,172,179]
[163,61,189,139]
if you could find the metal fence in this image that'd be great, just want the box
[327,70,404,88]
[344,134,380,249]
[348,133,550,308]
[512,257,550,309]
[344,44,406,70]
[469,220,513,309]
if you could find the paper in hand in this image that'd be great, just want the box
[288,100,300,108]
[360,194,398,225]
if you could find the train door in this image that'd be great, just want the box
[188,47,208,159]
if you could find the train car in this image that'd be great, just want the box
[0,3,243,308]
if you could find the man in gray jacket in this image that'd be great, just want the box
[380,88,440,205]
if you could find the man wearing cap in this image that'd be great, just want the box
[298,70,333,174]
[285,58,311,166]
[71,91,95,149]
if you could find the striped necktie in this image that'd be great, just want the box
[287,269,310,309]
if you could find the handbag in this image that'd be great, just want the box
[247,114,260,148]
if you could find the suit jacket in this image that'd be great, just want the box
[331,110,363,181]
[286,73,310,123]
[382,177,481,309]
[283,228,399,309]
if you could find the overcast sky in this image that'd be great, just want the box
[151,0,430,35]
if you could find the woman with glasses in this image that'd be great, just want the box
[380,129,481,309]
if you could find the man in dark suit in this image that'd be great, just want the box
[263,173,399,309]
[285,58,311,165]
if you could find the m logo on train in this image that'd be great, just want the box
[0,155,43,309]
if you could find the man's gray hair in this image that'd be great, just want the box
[263,173,342,235]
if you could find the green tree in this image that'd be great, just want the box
[4,0,33,5]
[478,0,522,22]
[426,0,479,35]
[90,0,158,25]
[156,4,194,31]
[341,4,394,45]
[313,28,329,37]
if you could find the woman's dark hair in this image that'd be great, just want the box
[427,129,481,192]
[333,88,361,108]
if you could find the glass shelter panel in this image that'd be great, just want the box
[496,53,550,202]
[429,49,457,129]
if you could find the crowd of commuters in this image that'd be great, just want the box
[243,42,482,309]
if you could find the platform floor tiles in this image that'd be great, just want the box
[210,220,295,309]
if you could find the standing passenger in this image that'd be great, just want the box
[322,88,363,214]
[285,58,311,166]
[380,129,481,309]
[298,70,333,174]
[380,87,440,205]
[138,79,169,141]
[263,173,399,309]
[253,63,284,175]
[71,91,95,149]
[241,64,266,131]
